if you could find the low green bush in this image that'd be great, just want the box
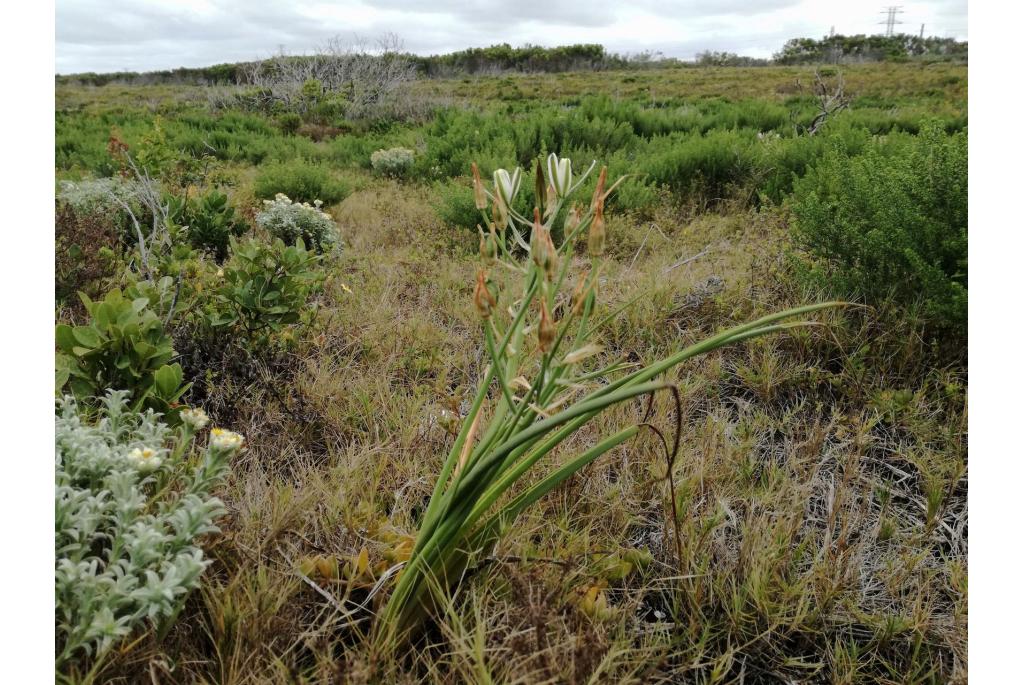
[208,237,325,346]
[56,288,190,418]
[169,189,248,261]
[789,121,967,335]
[253,160,351,204]
[55,392,240,670]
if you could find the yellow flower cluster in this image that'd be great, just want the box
[209,427,245,453]
[128,447,162,471]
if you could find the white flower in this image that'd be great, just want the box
[180,407,210,431]
[127,447,162,472]
[493,167,522,207]
[209,428,245,453]
[546,153,572,198]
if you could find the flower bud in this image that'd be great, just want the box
[471,162,487,210]
[473,269,497,319]
[180,407,210,431]
[538,300,556,353]
[588,203,606,257]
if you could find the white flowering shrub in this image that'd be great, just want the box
[58,177,146,222]
[255,193,340,253]
[370,147,415,178]
[55,392,242,669]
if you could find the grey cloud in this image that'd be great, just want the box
[55,0,967,74]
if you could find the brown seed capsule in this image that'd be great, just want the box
[471,162,487,210]
[473,269,496,319]
[571,271,590,317]
[530,208,558,280]
[538,300,556,353]
[588,203,606,257]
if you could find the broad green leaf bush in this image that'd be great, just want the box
[169,189,249,261]
[55,392,241,670]
[789,120,967,336]
[56,289,190,418]
[253,160,351,205]
[208,237,325,346]
[255,193,340,253]
[370,147,415,178]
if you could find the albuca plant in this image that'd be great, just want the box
[376,154,839,643]
[370,147,415,178]
[256,193,340,253]
[55,392,243,670]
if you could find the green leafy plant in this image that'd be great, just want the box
[376,154,839,643]
[255,193,340,253]
[56,288,190,417]
[253,160,351,205]
[168,189,248,261]
[209,236,325,345]
[55,391,242,672]
[789,121,966,336]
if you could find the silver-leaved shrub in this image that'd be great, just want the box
[370,147,415,178]
[255,193,339,253]
[55,391,242,669]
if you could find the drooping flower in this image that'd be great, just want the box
[546,153,572,198]
[493,167,521,208]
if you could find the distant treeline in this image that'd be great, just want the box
[774,34,967,64]
[56,34,967,86]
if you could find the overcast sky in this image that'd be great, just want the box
[55,0,968,74]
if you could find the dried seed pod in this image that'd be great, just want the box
[471,162,487,210]
[591,165,608,212]
[588,203,606,257]
[538,300,556,353]
[565,203,582,236]
[473,269,496,319]
[530,208,558,280]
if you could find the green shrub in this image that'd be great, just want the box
[431,179,480,231]
[56,288,190,418]
[253,160,351,204]
[371,147,416,178]
[169,189,248,261]
[209,237,325,345]
[55,392,240,669]
[255,193,340,252]
[278,112,302,135]
[789,121,967,334]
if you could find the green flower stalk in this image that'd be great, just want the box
[375,155,841,646]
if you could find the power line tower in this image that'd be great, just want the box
[879,6,904,37]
